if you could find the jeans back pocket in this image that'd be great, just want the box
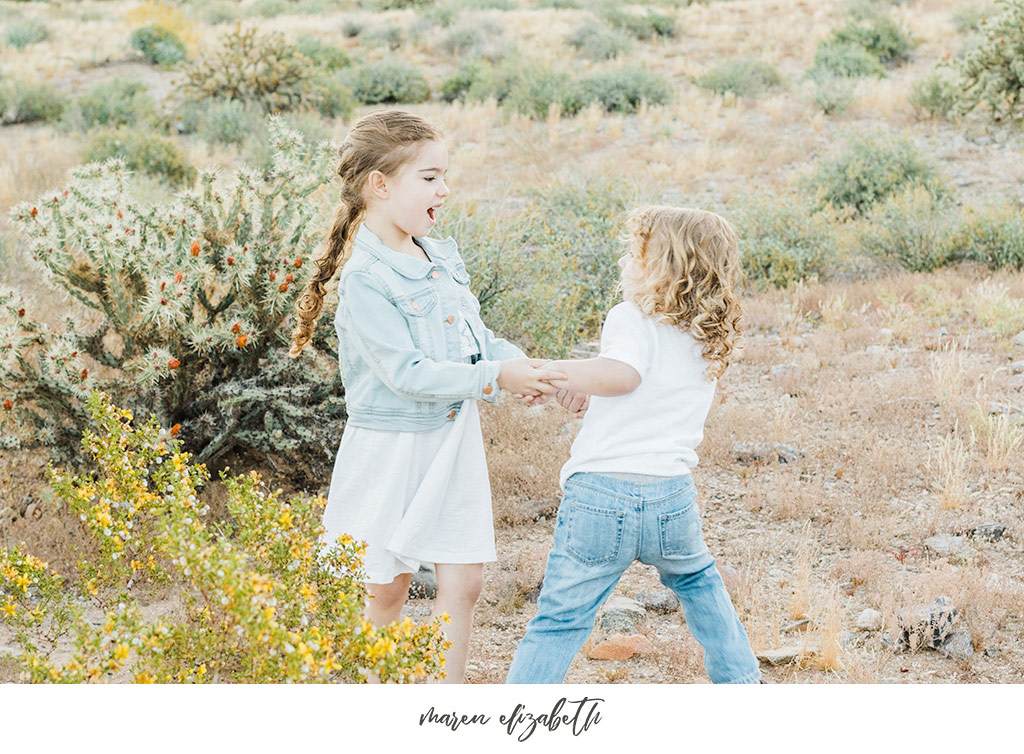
[658,496,706,558]
[564,501,626,566]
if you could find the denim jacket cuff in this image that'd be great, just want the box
[478,360,503,403]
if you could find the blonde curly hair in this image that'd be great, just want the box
[622,205,744,379]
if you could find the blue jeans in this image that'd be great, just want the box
[506,473,761,684]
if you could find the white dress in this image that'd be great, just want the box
[320,323,494,585]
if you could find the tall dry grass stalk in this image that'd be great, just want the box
[929,342,965,401]
[814,586,844,672]
[787,537,814,621]
[929,426,969,510]
[980,412,1024,472]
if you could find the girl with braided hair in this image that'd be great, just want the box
[291,110,564,682]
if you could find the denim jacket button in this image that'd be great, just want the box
[411,299,420,310]
[483,385,493,395]
[431,270,440,279]
[446,315,455,324]
[448,410,456,419]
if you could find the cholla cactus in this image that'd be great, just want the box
[4,118,345,480]
[956,0,1024,120]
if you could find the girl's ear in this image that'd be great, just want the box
[367,170,389,200]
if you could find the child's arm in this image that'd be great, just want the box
[541,357,641,397]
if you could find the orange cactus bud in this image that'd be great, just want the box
[285,273,294,283]
[294,258,303,268]
[279,283,289,292]
[170,424,181,438]
[160,298,168,305]
[168,358,180,370]
[30,207,38,218]
[160,281,167,291]
[190,241,201,257]
[17,308,25,317]
[80,368,89,380]
[231,322,241,334]
[269,271,277,282]
[226,256,235,266]
[173,272,183,284]
[117,209,123,220]
[2,399,12,411]
[236,333,248,348]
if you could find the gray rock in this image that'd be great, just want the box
[1009,374,1024,389]
[633,589,679,614]
[937,631,974,662]
[855,608,883,632]
[989,402,1022,417]
[971,523,1006,541]
[595,596,647,634]
[866,345,886,357]
[924,534,972,559]
[897,596,958,650]
[792,336,808,348]
[733,442,802,465]
[878,328,894,341]
[770,364,794,376]
[1012,330,1024,348]
[408,565,437,600]
[756,645,804,666]
[1009,361,1024,375]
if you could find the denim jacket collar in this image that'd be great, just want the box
[354,223,458,281]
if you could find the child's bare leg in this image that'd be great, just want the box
[430,562,484,684]
[363,573,412,684]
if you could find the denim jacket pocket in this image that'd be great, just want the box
[564,500,626,566]
[658,496,706,558]
[394,287,439,355]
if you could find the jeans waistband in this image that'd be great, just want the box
[564,471,694,502]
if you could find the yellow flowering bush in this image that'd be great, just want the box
[2,392,449,683]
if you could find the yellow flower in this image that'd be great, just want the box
[113,644,130,661]
[2,600,16,617]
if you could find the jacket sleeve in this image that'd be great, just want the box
[341,271,503,403]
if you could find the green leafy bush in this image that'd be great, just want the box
[5,120,342,481]
[733,192,837,288]
[0,80,68,125]
[295,34,351,71]
[909,73,959,118]
[129,24,188,68]
[956,0,1024,121]
[441,61,484,102]
[362,23,405,51]
[0,393,449,684]
[86,128,196,185]
[805,134,946,216]
[856,187,960,272]
[602,7,677,40]
[342,60,431,104]
[566,24,633,61]
[565,66,672,114]
[809,42,886,78]
[809,70,856,114]
[696,58,784,98]
[181,24,318,113]
[5,19,50,49]
[248,0,288,17]
[441,26,483,56]
[828,13,917,66]
[198,99,258,146]
[957,203,1024,269]
[69,78,157,131]
[952,3,997,33]
[314,73,358,120]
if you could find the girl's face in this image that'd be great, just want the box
[376,139,450,239]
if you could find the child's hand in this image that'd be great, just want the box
[497,359,566,398]
[555,388,589,417]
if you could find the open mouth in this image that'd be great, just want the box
[427,206,438,223]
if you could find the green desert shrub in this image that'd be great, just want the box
[342,60,430,104]
[441,25,483,56]
[809,70,857,114]
[951,3,997,33]
[197,99,259,146]
[696,58,784,98]
[85,127,196,185]
[295,34,351,71]
[809,41,886,78]
[828,12,917,67]
[957,203,1024,269]
[602,7,677,40]
[314,73,358,120]
[566,24,634,61]
[733,192,837,288]
[70,78,157,130]
[805,134,946,216]
[856,187,961,272]
[362,23,406,50]
[565,66,672,114]
[5,19,50,49]
[956,0,1024,121]
[0,80,68,125]
[129,24,188,67]
[909,73,959,118]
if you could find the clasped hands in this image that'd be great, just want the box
[495,358,590,417]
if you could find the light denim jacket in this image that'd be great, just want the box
[334,224,526,431]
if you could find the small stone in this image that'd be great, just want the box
[1012,330,1024,348]
[733,442,802,465]
[595,596,647,634]
[756,645,804,665]
[1009,374,1024,389]
[855,608,883,632]
[937,631,974,662]
[587,634,655,660]
[1009,361,1024,375]
[924,534,972,559]
[408,565,437,600]
[792,336,808,348]
[989,402,1022,417]
[23,503,37,520]
[770,364,794,376]
[865,345,886,357]
[633,589,679,614]
[878,328,894,341]
[971,523,1006,541]
[897,596,958,650]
